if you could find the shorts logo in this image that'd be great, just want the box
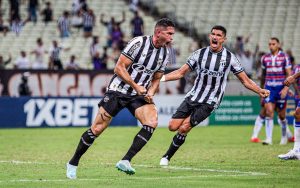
[103,96,109,102]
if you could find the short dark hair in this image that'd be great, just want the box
[211,25,227,36]
[270,37,280,43]
[155,18,175,28]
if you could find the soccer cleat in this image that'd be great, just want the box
[278,149,300,160]
[262,140,272,145]
[288,136,295,143]
[116,160,135,175]
[159,157,169,166]
[66,163,77,179]
[280,136,288,145]
[250,137,261,143]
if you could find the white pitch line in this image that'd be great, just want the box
[0,174,256,183]
[0,160,268,176]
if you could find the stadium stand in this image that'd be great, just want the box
[140,0,300,63]
[0,0,193,69]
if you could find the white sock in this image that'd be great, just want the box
[265,117,274,142]
[252,115,264,138]
[277,118,287,137]
[294,122,300,151]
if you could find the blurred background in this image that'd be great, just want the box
[0,0,299,127]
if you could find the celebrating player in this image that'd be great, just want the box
[159,25,270,166]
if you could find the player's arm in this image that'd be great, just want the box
[114,54,146,95]
[285,71,300,87]
[161,64,191,82]
[145,72,164,103]
[236,71,270,98]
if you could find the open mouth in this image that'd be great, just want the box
[211,40,218,48]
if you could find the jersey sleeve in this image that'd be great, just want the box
[230,54,244,74]
[284,53,292,69]
[121,36,143,61]
[185,50,199,71]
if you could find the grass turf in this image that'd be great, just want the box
[0,126,299,187]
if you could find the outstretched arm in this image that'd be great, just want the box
[161,64,191,82]
[236,71,270,98]
[284,71,300,87]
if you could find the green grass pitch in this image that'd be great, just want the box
[0,126,299,187]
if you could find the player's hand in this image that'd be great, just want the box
[144,93,154,103]
[284,76,296,87]
[135,85,147,95]
[279,86,289,99]
[288,89,294,97]
[259,89,270,98]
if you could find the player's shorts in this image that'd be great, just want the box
[264,85,287,110]
[83,26,93,32]
[171,97,215,127]
[98,90,150,117]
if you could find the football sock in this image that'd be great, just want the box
[252,115,265,138]
[265,117,274,142]
[294,122,300,151]
[69,128,97,166]
[122,125,155,161]
[163,132,186,160]
[277,118,287,137]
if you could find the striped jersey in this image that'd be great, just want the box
[107,35,169,95]
[293,64,300,97]
[185,47,244,108]
[261,51,291,87]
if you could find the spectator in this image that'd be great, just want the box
[31,38,47,69]
[27,0,39,24]
[237,50,254,78]
[57,11,71,39]
[14,51,30,69]
[48,40,70,70]
[71,11,83,33]
[0,53,12,69]
[130,11,144,37]
[89,36,100,62]
[286,49,295,67]
[235,35,250,56]
[166,43,180,68]
[65,55,80,70]
[11,17,27,36]
[18,72,31,96]
[81,8,95,38]
[0,16,9,36]
[40,1,53,25]
[100,11,125,47]
[9,0,20,25]
[129,0,139,13]
[92,51,106,70]
[111,24,124,50]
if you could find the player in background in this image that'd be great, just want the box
[159,25,270,166]
[260,38,292,145]
[278,68,300,159]
[66,18,175,178]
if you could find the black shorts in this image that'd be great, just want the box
[172,98,215,127]
[98,90,150,117]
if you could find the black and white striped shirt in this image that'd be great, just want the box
[58,16,70,32]
[108,35,169,95]
[186,47,244,108]
[50,46,62,61]
[82,12,94,27]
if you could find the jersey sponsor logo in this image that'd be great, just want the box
[266,81,283,86]
[132,64,154,75]
[200,69,224,77]
[266,67,283,72]
[128,41,141,56]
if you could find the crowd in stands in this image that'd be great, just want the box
[0,0,146,71]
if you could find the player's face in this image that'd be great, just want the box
[156,26,175,47]
[209,29,226,52]
[268,39,280,53]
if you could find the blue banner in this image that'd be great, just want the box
[0,97,137,128]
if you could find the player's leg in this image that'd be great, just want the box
[66,106,112,179]
[116,102,158,175]
[160,103,214,166]
[160,117,192,166]
[67,92,120,179]
[263,102,275,145]
[278,104,300,160]
[251,106,266,142]
[276,98,288,145]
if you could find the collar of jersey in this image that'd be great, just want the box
[209,46,224,54]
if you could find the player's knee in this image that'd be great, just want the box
[91,124,106,136]
[168,120,179,131]
[178,124,191,134]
